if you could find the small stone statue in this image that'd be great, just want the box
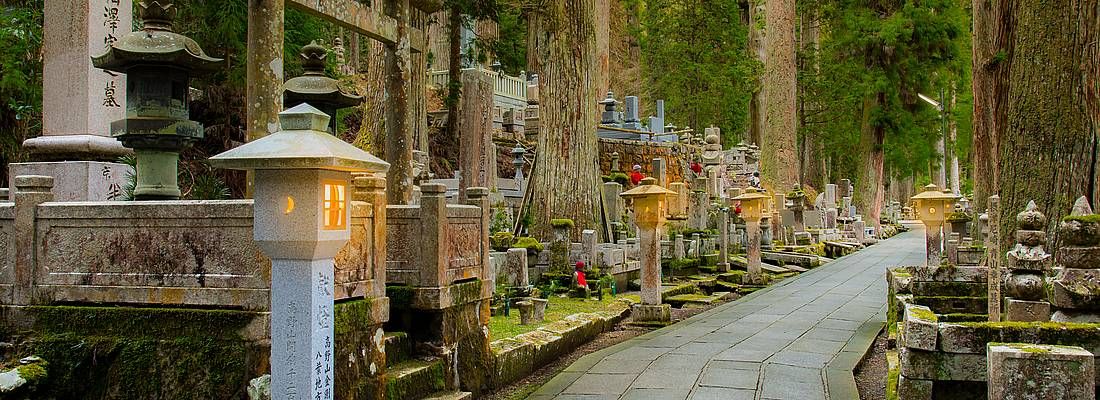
[1050,196,1100,322]
[1003,200,1052,321]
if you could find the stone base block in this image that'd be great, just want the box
[9,161,132,201]
[1051,310,1100,323]
[897,375,932,400]
[21,134,131,161]
[988,343,1095,400]
[1004,298,1051,322]
[632,303,671,322]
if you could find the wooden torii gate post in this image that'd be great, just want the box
[247,0,438,204]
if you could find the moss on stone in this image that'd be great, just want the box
[16,362,47,384]
[513,236,544,252]
[550,219,575,229]
[387,285,416,309]
[1063,214,1100,223]
[334,298,375,335]
[908,306,938,322]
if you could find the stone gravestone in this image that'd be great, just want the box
[12,0,134,201]
[824,184,837,209]
[504,248,529,287]
[1003,201,1052,321]
[651,158,667,187]
[1050,197,1100,323]
[649,100,665,134]
[622,96,642,130]
[987,343,1094,400]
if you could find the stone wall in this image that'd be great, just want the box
[598,138,686,184]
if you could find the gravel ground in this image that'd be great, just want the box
[481,297,728,400]
[855,330,889,400]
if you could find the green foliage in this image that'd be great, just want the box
[0,1,43,181]
[801,0,970,185]
[628,0,759,145]
[491,4,526,75]
[608,172,630,186]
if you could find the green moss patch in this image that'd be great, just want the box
[488,296,629,340]
[550,219,575,229]
[1064,214,1100,223]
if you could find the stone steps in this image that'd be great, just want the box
[384,331,414,366]
[385,358,447,400]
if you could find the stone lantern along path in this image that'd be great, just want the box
[91,0,221,200]
[210,103,390,400]
[620,177,676,323]
[733,188,770,285]
[1003,200,1052,321]
[283,41,363,134]
[1050,196,1100,323]
[530,224,927,400]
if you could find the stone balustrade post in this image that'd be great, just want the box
[420,183,448,287]
[13,176,54,305]
[354,175,388,298]
[718,207,730,272]
[466,187,492,302]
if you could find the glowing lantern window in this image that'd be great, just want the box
[322,181,347,229]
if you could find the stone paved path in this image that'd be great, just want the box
[529,227,924,400]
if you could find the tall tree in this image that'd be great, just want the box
[991,0,1099,253]
[815,0,966,229]
[761,0,799,189]
[631,0,757,143]
[525,0,604,239]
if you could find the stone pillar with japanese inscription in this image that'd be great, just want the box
[12,0,133,201]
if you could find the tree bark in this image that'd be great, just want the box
[444,7,463,172]
[761,0,799,189]
[949,86,960,194]
[384,0,414,204]
[857,94,886,231]
[993,0,1098,253]
[971,0,995,205]
[527,0,604,240]
[799,7,826,191]
[747,1,765,146]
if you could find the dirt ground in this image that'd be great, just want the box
[854,330,889,400]
[481,299,726,400]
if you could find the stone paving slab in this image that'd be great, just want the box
[532,226,925,399]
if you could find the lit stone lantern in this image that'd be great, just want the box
[911,184,961,266]
[733,188,769,284]
[91,0,221,200]
[284,41,362,134]
[620,177,676,322]
[209,103,389,399]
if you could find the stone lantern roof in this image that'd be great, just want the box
[732,188,769,202]
[620,177,676,198]
[210,104,389,173]
[92,0,221,73]
[911,184,961,202]
[284,41,362,109]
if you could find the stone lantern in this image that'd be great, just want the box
[733,188,769,284]
[911,184,961,266]
[209,103,389,399]
[620,177,676,322]
[91,0,221,200]
[284,41,362,134]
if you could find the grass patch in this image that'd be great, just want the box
[489,295,629,339]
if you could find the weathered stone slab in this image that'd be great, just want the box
[899,347,986,381]
[911,295,988,315]
[903,265,988,283]
[896,375,932,400]
[937,321,1100,355]
[1049,269,1100,309]
[1004,298,1051,322]
[909,281,988,297]
[903,304,938,351]
[987,343,1094,400]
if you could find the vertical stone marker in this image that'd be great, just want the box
[620,177,676,322]
[987,195,1001,321]
[987,343,1094,400]
[13,0,133,201]
[210,104,390,400]
[1003,200,1051,321]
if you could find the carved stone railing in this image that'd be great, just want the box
[428,67,528,108]
[0,175,388,312]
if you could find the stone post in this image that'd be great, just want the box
[458,71,495,202]
[581,229,598,269]
[1050,196,1100,322]
[466,187,493,303]
[13,176,54,304]
[610,152,621,172]
[14,1,133,201]
[689,189,709,230]
[419,183,448,287]
[925,221,944,266]
[602,182,623,224]
[652,158,667,187]
[946,232,960,265]
[987,343,1094,400]
[505,248,529,287]
[760,214,773,247]
[354,175,388,299]
[746,220,763,284]
[673,234,686,260]
[987,195,1002,322]
[1003,201,1051,321]
[718,207,730,272]
[620,177,674,323]
[669,182,688,218]
[824,184,837,209]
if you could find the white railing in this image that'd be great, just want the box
[427,67,527,104]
